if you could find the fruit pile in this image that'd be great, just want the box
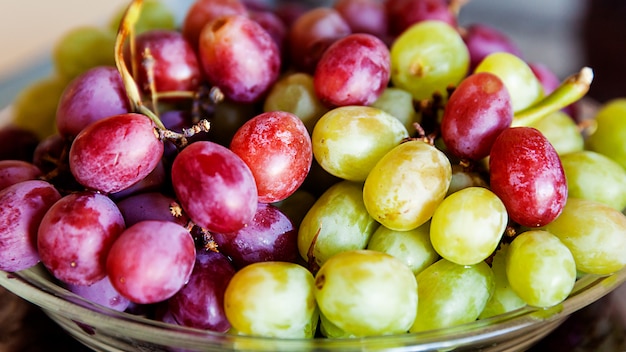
[1,0,626,341]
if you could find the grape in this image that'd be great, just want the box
[462,23,523,71]
[390,20,469,101]
[108,159,167,201]
[224,261,318,338]
[171,141,258,233]
[311,106,409,182]
[167,250,236,332]
[474,52,544,113]
[479,244,526,319]
[106,220,196,304]
[271,189,317,228]
[56,66,131,138]
[230,111,312,203]
[411,259,494,332]
[263,72,329,134]
[0,180,61,272]
[371,87,421,133]
[505,230,576,308]
[32,134,67,174]
[52,26,116,80]
[115,191,189,227]
[542,198,626,275]
[363,140,452,231]
[560,151,626,211]
[212,203,298,268]
[65,275,131,312]
[366,221,438,275]
[0,160,42,191]
[109,0,176,35]
[249,10,288,54]
[208,99,260,147]
[430,187,507,265]
[314,33,390,107]
[385,0,457,37]
[314,250,417,337]
[37,191,126,286]
[527,111,584,156]
[12,76,67,139]
[198,15,281,103]
[585,98,626,169]
[489,127,567,227]
[182,0,248,50]
[333,0,388,38]
[446,164,488,195]
[298,181,378,268]
[69,113,164,194]
[0,126,40,162]
[440,72,513,161]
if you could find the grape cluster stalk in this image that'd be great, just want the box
[1,0,626,342]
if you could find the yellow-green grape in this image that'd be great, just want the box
[314,250,418,337]
[363,140,452,231]
[263,72,329,133]
[560,151,626,211]
[370,87,421,133]
[430,187,508,265]
[12,76,67,139]
[53,26,116,80]
[390,20,469,101]
[446,164,488,196]
[528,111,584,155]
[271,189,317,228]
[410,259,494,332]
[298,181,379,268]
[224,262,318,338]
[312,106,409,181]
[474,52,544,113]
[109,0,176,34]
[586,98,626,169]
[479,244,526,319]
[366,221,439,275]
[542,198,626,275]
[505,230,576,308]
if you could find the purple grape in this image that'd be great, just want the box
[0,125,39,162]
[116,191,189,227]
[0,160,42,191]
[385,0,457,37]
[37,191,126,285]
[65,275,131,312]
[462,23,523,71]
[109,159,168,201]
[0,180,61,272]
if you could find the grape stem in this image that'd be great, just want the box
[512,67,594,127]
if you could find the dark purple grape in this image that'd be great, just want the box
[116,191,189,227]
[0,125,39,162]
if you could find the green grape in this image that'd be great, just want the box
[263,72,329,133]
[474,52,543,113]
[366,221,439,275]
[311,106,409,182]
[271,189,317,228]
[363,140,451,231]
[528,110,584,156]
[298,181,379,268]
[560,151,626,211]
[586,98,626,169]
[505,230,576,308]
[109,0,176,34]
[479,244,526,319]
[53,26,116,80]
[314,250,418,337]
[542,198,626,275]
[370,87,421,133]
[410,259,494,332]
[12,75,67,139]
[430,187,508,265]
[209,99,260,147]
[224,262,318,338]
[446,164,488,196]
[390,20,469,101]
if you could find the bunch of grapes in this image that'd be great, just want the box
[2,0,626,341]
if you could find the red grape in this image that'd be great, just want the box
[65,275,131,312]
[106,220,196,304]
[249,10,288,55]
[69,113,164,194]
[0,160,42,191]
[181,0,248,50]
[489,127,567,227]
[116,191,189,227]
[171,141,258,233]
[440,72,513,161]
[462,23,522,71]
[333,0,389,38]
[385,0,457,37]
[230,111,312,203]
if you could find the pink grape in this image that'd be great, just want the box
[0,180,61,272]
[198,15,281,103]
[440,72,513,160]
[56,66,131,138]
[182,0,248,50]
[212,202,298,269]
[230,111,312,203]
[489,127,567,227]
[69,113,164,194]
[333,0,389,38]
[65,275,131,312]
[37,191,126,286]
[167,250,236,332]
[314,33,390,107]
[171,141,258,233]
[106,220,196,304]
[0,160,42,191]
